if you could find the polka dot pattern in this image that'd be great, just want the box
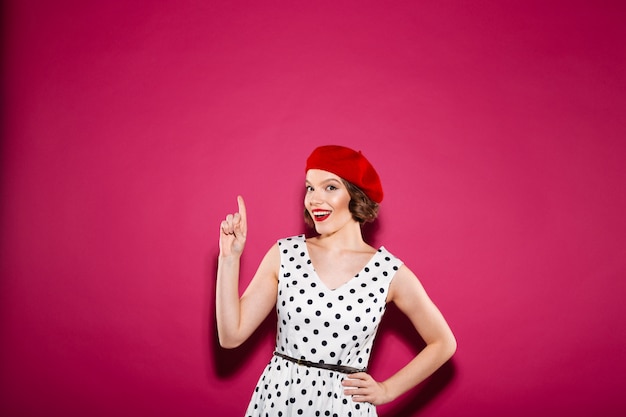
[245,235,404,416]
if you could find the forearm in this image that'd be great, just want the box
[381,339,456,402]
[215,254,243,348]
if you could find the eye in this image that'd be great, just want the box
[305,185,314,192]
[326,185,338,191]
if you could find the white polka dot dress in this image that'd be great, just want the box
[245,235,404,417]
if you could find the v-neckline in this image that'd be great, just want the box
[302,236,382,291]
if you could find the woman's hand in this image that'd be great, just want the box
[342,373,392,406]
[219,196,247,258]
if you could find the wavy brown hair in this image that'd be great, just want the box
[304,179,379,227]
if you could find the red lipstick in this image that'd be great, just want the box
[311,209,331,222]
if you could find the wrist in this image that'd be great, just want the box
[218,253,242,263]
[379,380,398,404]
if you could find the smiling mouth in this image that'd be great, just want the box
[312,210,331,222]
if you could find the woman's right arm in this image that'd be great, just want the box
[216,196,279,348]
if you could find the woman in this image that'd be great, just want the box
[217,145,456,416]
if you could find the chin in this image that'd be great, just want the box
[313,223,332,235]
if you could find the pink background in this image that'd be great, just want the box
[2,1,625,416]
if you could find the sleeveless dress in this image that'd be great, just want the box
[245,235,404,417]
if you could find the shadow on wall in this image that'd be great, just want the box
[212,316,277,379]
[372,304,458,417]
[206,216,456,413]
[209,302,457,415]
[207,252,277,379]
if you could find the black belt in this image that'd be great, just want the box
[273,352,366,374]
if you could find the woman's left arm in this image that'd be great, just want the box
[342,265,457,405]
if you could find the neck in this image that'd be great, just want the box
[314,221,367,250]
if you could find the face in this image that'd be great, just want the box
[304,169,355,235]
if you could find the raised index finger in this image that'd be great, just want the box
[237,195,247,230]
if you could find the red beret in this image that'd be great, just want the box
[305,145,384,203]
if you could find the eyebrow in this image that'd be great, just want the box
[305,178,342,185]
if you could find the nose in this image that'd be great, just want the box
[306,188,323,206]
